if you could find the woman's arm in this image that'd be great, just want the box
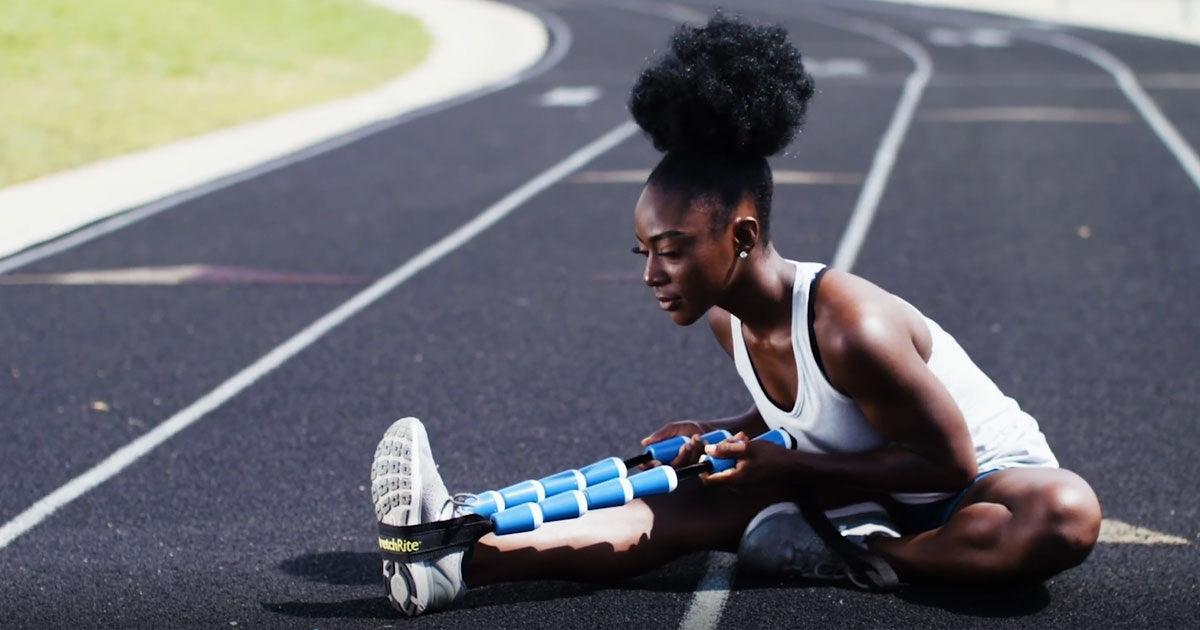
[706,271,978,492]
[641,405,765,444]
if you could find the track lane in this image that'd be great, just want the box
[0,1,912,625]
[3,0,1198,626]
[713,1,1199,626]
[0,1,657,521]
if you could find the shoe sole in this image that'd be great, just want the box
[371,417,426,616]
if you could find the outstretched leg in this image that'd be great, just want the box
[466,480,797,585]
[869,467,1101,583]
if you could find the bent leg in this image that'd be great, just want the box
[465,481,796,586]
[871,467,1102,583]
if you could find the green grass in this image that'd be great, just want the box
[0,0,431,187]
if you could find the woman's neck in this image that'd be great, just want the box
[717,248,796,332]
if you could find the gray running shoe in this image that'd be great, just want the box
[825,501,901,550]
[737,501,900,581]
[371,417,469,616]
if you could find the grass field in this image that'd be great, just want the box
[0,0,431,187]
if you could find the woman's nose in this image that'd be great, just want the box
[643,255,667,287]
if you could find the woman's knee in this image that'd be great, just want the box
[988,473,1102,579]
[1028,477,1102,567]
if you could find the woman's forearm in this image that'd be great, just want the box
[784,444,977,495]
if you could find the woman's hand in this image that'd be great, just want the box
[701,432,794,486]
[641,420,710,468]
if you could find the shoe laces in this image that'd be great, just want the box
[444,492,478,518]
[812,559,874,590]
[811,559,848,581]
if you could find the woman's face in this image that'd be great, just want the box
[633,184,739,326]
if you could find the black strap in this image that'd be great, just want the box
[377,514,492,562]
[794,491,901,592]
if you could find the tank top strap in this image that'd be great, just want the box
[792,260,851,403]
[729,260,829,420]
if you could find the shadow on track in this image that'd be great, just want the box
[895,582,1051,618]
[735,573,1050,618]
[262,550,710,620]
[263,551,1050,620]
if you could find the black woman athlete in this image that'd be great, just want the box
[369,13,1102,616]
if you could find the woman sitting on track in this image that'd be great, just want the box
[370,13,1102,616]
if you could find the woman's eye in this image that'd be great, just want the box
[631,247,648,256]
[659,251,680,258]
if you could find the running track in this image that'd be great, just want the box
[1,0,1197,627]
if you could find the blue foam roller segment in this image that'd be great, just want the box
[497,480,545,508]
[707,429,796,473]
[704,429,734,442]
[583,477,634,509]
[627,466,678,498]
[539,469,585,496]
[468,490,505,518]
[539,490,589,522]
[643,429,732,464]
[580,457,627,486]
[643,436,686,463]
[491,503,544,535]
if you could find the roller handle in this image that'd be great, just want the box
[704,428,796,474]
[639,429,733,466]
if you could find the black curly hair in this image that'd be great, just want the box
[629,12,815,243]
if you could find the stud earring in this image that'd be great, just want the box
[739,250,749,259]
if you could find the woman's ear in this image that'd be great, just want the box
[731,216,761,255]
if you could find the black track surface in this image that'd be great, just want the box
[1,1,1197,627]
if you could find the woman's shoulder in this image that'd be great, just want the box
[811,269,933,378]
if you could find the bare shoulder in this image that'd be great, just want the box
[706,307,735,358]
[812,270,932,388]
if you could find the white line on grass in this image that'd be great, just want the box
[0,120,639,551]
[0,7,573,276]
[674,9,933,630]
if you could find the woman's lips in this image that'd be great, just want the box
[658,296,681,311]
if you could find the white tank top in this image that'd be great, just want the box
[730,260,1058,504]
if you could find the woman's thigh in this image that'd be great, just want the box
[951,466,1101,567]
[954,467,1098,517]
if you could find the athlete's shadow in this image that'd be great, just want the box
[263,550,711,620]
[263,550,1049,620]
[277,550,380,586]
[894,581,1051,617]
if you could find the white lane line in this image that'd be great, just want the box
[1032,32,1200,193]
[807,57,872,77]
[674,10,933,630]
[921,106,1133,124]
[831,0,1200,195]
[0,120,640,552]
[0,265,365,286]
[0,7,573,276]
[1099,519,1191,545]
[678,553,738,630]
[572,169,864,185]
[818,16,933,271]
[539,86,602,107]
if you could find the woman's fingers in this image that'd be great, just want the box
[641,421,703,446]
[669,434,704,467]
[701,460,743,485]
[705,438,748,459]
[641,424,683,446]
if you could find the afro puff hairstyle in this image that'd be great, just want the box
[629,12,815,242]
